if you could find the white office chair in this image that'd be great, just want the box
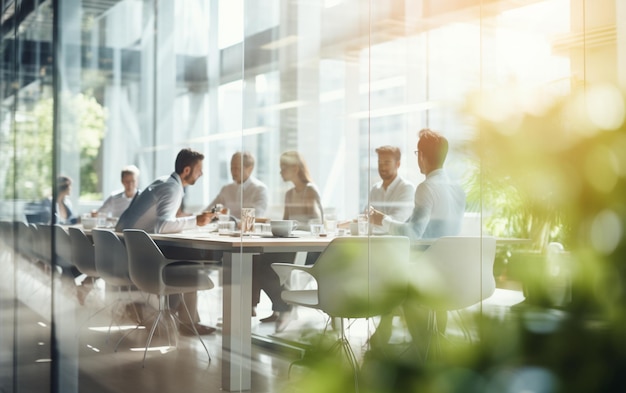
[272,236,410,388]
[410,236,497,360]
[123,229,214,367]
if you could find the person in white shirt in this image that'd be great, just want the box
[368,145,415,232]
[97,165,140,218]
[206,151,268,219]
[370,130,465,239]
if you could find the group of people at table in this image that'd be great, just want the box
[53,128,466,342]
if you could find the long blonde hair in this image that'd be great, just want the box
[280,151,313,184]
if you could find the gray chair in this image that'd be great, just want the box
[123,229,214,366]
[272,236,410,386]
[69,227,98,278]
[15,221,32,261]
[53,224,75,272]
[90,228,143,347]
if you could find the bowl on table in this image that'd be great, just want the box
[270,220,297,237]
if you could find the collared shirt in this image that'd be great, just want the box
[369,175,415,223]
[97,189,138,218]
[115,173,196,234]
[382,169,465,240]
[206,176,268,218]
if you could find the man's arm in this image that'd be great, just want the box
[97,194,114,214]
[385,182,415,222]
[371,183,434,239]
[154,184,197,233]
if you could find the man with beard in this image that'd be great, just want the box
[116,148,216,335]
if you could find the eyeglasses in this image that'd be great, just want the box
[413,150,419,156]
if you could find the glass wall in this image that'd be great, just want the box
[1,0,625,392]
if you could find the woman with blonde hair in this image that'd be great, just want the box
[253,151,324,332]
[278,151,323,228]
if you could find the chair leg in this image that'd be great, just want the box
[76,293,124,338]
[179,294,211,363]
[141,295,177,367]
[112,288,150,352]
[423,310,449,362]
[288,318,361,391]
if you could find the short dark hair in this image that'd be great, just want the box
[375,145,401,161]
[417,129,448,168]
[175,148,205,175]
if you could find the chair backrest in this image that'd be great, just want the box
[33,223,52,265]
[412,236,497,311]
[92,229,133,287]
[0,221,13,250]
[52,224,74,269]
[314,236,410,318]
[123,229,168,295]
[68,227,98,277]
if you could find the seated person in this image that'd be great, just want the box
[116,148,216,335]
[97,165,140,218]
[253,151,323,332]
[205,151,268,220]
[368,129,466,352]
[340,145,414,233]
[53,175,78,225]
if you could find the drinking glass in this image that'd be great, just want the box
[241,208,255,234]
[310,224,324,236]
[357,214,369,235]
[218,221,235,234]
[324,214,337,235]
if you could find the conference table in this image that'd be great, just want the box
[146,231,531,391]
[149,230,332,392]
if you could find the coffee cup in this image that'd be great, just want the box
[270,220,296,237]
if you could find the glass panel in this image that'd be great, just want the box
[4,0,623,392]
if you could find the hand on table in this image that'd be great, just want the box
[368,206,385,226]
[196,211,216,226]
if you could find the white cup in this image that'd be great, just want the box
[270,220,295,237]
[254,223,265,234]
[218,221,235,234]
[81,214,97,230]
[349,221,359,236]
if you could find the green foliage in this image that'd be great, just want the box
[3,92,106,200]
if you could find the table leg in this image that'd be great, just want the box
[222,251,252,391]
